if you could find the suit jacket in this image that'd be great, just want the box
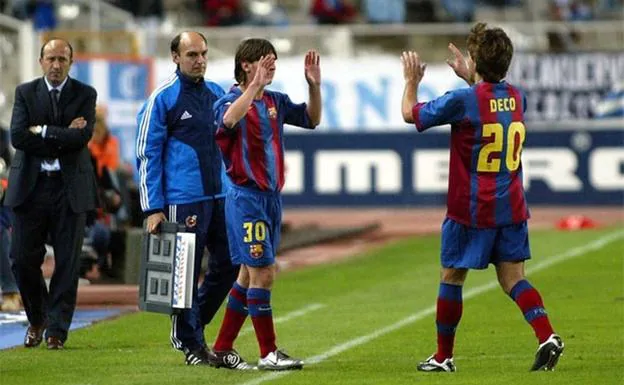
[5,76,98,213]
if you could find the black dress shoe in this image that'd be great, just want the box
[24,324,45,348]
[46,336,64,350]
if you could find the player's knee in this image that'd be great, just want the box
[499,280,514,295]
[440,268,467,285]
[236,265,250,285]
[497,273,524,294]
[496,262,525,294]
[248,264,275,289]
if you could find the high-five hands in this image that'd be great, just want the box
[304,50,321,87]
[401,51,426,84]
[446,43,475,85]
[250,55,275,88]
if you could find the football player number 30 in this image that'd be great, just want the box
[243,221,267,242]
[477,122,526,172]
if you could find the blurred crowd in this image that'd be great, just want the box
[0,0,621,30]
[0,123,20,311]
[0,104,137,299]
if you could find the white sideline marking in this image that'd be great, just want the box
[238,229,624,385]
[239,303,326,337]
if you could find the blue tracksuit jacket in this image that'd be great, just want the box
[135,69,225,216]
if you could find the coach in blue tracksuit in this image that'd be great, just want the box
[135,31,238,366]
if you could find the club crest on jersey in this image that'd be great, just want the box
[185,215,197,228]
[268,107,277,119]
[249,244,264,259]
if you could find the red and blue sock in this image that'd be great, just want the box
[213,282,248,352]
[509,280,554,343]
[435,283,463,362]
[248,288,277,358]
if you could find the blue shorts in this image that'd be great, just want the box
[224,185,282,267]
[440,217,531,269]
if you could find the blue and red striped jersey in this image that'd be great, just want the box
[412,81,530,228]
[215,86,314,192]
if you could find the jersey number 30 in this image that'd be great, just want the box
[243,221,267,243]
[477,122,526,172]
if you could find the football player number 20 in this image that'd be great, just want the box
[477,121,526,172]
[243,221,267,242]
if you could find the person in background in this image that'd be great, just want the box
[10,0,56,30]
[78,246,101,285]
[202,0,245,26]
[89,106,120,178]
[0,124,20,312]
[0,201,20,312]
[310,0,357,24]
[87,106,124,273]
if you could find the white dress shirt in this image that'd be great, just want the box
[40,76,68,172]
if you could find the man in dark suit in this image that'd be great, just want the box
[5,38,97,350]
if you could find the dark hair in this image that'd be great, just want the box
[39,38,74,59]
[234,38,278,84]
[170,31,208,53]
[79,248,98,278]
[466,22,513,83]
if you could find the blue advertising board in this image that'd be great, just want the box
[70,56,153,165]
[280,128,624,206]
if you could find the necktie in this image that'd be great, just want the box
[50,89,60,121]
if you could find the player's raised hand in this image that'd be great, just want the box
[304,50,321,87]
[401,51,426,84]
[446,43,475,85]
[250,55,275,88]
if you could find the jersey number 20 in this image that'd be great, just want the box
[477,122,526,172]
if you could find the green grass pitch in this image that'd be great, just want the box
[1,226,622,385]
